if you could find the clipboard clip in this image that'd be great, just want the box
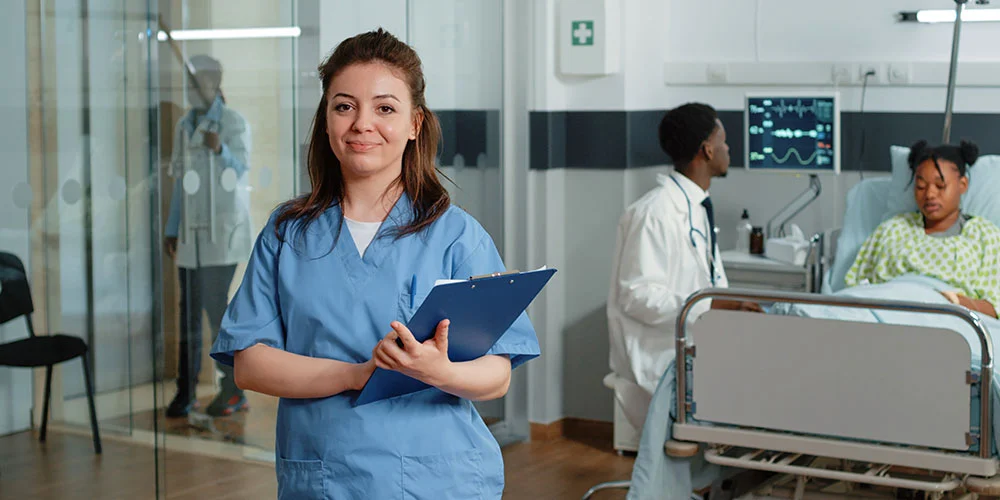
[469,270,521,281]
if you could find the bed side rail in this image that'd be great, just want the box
[674,287,995,459]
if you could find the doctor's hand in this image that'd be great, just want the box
[373,320,453,387]
[203,131,222,154]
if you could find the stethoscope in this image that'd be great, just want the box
[669,174,718,286]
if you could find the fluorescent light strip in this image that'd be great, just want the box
[914,8,1000,23]
[157,27,301,41]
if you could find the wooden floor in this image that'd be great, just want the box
[0,429,634,499]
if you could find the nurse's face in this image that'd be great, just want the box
[913,158,967,224]
[326,62,418,182]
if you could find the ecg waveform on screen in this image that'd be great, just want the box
[766,99,822,118]
[746,96,836,171]
[772,128,819,139]
[770,148,820,166]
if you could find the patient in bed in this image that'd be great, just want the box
[845,139,1000,318]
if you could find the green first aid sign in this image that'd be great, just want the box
[571,20,594,46]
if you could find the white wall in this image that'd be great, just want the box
[526,0,1000,423]
[0,0,33,436]
[319,0,407,59]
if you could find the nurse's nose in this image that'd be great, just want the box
[352,106,375,133]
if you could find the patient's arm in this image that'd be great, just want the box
[711,300,764,313]
[942,291,998,318]
[959,295,998,319]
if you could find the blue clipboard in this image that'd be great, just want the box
[354,267,557,406]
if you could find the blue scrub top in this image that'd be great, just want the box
[211,194,540,499]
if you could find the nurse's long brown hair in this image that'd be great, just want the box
[275,28,449,241]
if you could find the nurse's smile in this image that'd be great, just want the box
[346,140,380,152]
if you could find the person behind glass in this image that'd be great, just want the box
[208,30,539,498]
[163,55,253,418]
[607,103,762,431]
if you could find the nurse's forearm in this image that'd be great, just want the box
[433,355,511,401]
[233,344,373,398]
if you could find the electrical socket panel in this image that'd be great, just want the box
[858,63,886,84]
[831,64,856,85]
[888,63,912,84]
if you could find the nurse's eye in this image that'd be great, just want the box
[333,103,353,113]
[377,105,395,114]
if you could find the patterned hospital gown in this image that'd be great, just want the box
[846,212,1000,308]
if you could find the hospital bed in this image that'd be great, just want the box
[589,152,1000,499]
[666,286,1000,498]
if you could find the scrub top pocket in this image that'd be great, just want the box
[276,458,327,500]
[401,448,486,499]
[397,291,428,324]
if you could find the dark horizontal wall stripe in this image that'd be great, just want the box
[530,111,567,170]
[436,110,498,167]
[531,110,1000,171]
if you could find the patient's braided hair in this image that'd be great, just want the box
[907,139,980,184]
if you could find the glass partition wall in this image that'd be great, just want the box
[9,0,516,496]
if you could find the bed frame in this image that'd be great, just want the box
[669,288,999,498]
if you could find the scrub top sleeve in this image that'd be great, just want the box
[210,227,285,366]
[453,233,541,369]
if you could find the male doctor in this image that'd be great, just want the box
[607,103,761,429]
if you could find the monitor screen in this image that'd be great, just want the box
[744,94,840,174]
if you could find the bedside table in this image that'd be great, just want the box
[721,250,815,293]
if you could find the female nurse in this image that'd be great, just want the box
[210,29,540,499]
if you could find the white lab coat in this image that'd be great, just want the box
[607,171,729,429]
[165,99,254,269]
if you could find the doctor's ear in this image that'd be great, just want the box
[701,141,714,162]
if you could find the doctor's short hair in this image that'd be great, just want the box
[658,103,720,169]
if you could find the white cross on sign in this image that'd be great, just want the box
[572,20,594,46]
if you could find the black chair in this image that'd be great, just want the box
[0,251,101,454]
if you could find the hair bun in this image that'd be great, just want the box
[960,140,980,167]
[907,140,929,168]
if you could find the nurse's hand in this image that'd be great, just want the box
[373,320,452,387]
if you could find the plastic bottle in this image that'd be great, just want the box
[735,209,753,253]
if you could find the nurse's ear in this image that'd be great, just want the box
[409,107,423,142]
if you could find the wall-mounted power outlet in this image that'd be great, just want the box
[888,63,912,84]
[858,63,885,84]
[831,64,856,85]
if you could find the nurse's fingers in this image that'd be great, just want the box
[432,320,450,353]
[391,321,419,350]
[373,347,397,370]
[378,337,410,367]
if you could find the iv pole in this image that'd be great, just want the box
[942,0,968,143]
[943,0,991,143]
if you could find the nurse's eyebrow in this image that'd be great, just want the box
[374,94,401,102]
[331,92,355,100]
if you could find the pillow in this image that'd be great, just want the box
[886,145,1000,227]
[828,177,892,292]
[885,146,919,219]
